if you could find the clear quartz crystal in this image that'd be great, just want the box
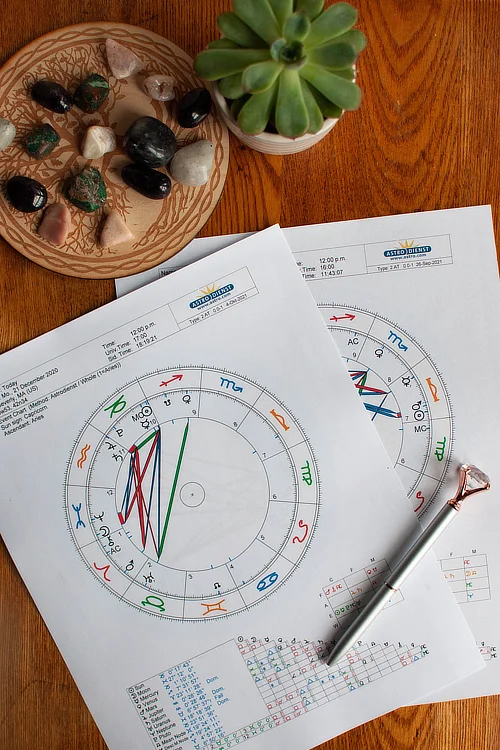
[143,74,176,102]
[465,465,490,490]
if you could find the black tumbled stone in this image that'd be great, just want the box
[31,80,73,114]
[6,175,48,212]
[177,88,212,128]
[122,163,172,200]
[123,116,177,168]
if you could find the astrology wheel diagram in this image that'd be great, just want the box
[317,305,453,518]
[65,366,319,621]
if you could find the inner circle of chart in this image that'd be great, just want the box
[65,366,320,621]
[321,305,453,517]
[114,418,269,571]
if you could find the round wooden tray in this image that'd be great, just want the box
[0,22,230,278]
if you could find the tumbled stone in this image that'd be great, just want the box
[24,123,60,159]
[100,209,133,248]
[122,163,171,200]
[31,80,72,114]
[81,126,116,160]
[6,175,47,213]
[64,167,106,212]
[143,74,176,102]
[38,203,72,245]
[123,116,176,168]
[0,119,16,152]
[169,140,214,186]
[177,88,212,128]
[105,38,144,79]
[74,73,110,113]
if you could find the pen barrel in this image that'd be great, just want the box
[385,502,457,590]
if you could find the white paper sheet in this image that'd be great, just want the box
[0,227,483,750]
[116,206,500,702]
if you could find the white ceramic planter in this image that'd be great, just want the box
[213,84,339,155]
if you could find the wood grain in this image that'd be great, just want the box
[1,1,499,749]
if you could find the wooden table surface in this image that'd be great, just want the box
[1,1,499,748]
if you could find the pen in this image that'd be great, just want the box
[326,464,491,666]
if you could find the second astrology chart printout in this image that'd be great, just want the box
[0,227,482,750]
[116,205,500,703]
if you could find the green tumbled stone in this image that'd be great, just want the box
[24,123,60,159]
[64,167,106,212]
[73,73,110,113]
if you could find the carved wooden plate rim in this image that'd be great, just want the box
[0,22,230,278]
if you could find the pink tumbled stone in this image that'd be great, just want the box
[99,209,133,248]
[38,203,72,245]
[105,38,145,79]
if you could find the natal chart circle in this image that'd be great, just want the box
[65,367,319,621]
[318,305,453,518]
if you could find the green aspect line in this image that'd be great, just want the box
[136,429,159,451]
[158,420,190,558]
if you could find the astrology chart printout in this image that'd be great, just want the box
[116,206,500,703]
[0,229,483,750]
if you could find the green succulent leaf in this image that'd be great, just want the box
[233,0,282,45]
[307,82,342,118]
[269,0,294,30]
[194,49,272,80]
[294,0,324,20]
[283,12,311,42]
[300,79,324,133]
[217,12,267,48]
[300,62,361,109]
[305,2,358,49]
[334,29,367,53]
[238,80,278,134]
[308,41,357,70]
[208,38,241,50]
[218,72,246,99]
[276,67,309,137]
[231,94,250,118]
[242,60,284,93]
[334,66,355,80]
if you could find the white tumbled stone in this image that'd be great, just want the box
[81,126,116,160]
[143,74,176,101]
[169,140,214,187]
[100,209,133,248]
[105,38,145,79]
[0,118,16,152]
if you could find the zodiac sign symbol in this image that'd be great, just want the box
[220,377,243,392]
[301,461,313,486]
[93,562,111,581]
[292,520,309,544]
[142,595,165,612]
[77,444,91,468]
[414,491,425,513]
[270,409,290,431]
[104,395,127,418]
[426,377,440,403]
[160,374,183,387]
[388,331,408,351]
[257,572,279,591]
[435,437,447,462]
[201,599,227,616]
[71,503,86,529]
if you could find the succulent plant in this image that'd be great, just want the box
[194,0,366,139]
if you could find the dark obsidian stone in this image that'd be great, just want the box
[31,80,73,114]
[122,163,172,200]
[73,73,110,113]
[123,116,177,168]
[24,123,60,159]
[177,88,212,128]
[6,175,48,213]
